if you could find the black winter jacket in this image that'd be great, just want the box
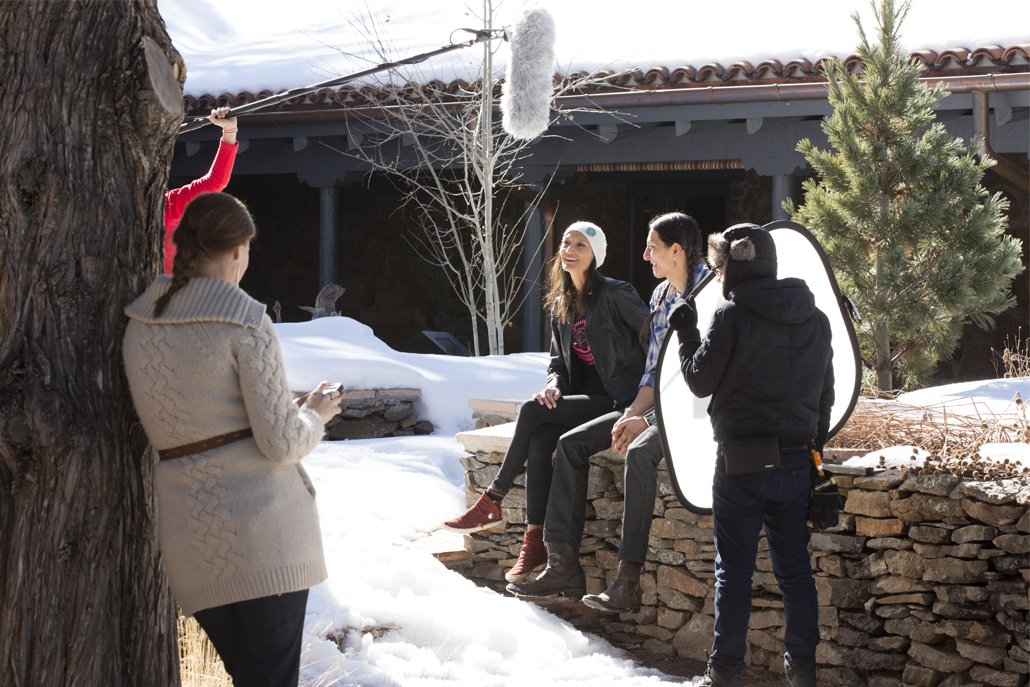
[678,277,834,446]
[547,273,649,406]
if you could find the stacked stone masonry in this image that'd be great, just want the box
[455,408,1029,687]
[322,388,433,440]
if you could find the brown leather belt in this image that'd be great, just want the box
[158,428,254,461]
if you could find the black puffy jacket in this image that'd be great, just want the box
[679,277,834,446]
[547,273,649,406]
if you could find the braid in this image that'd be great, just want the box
[154,245,196,317]
[686,250,701,294]
[639,282,672,341]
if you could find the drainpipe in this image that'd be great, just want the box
[971,90,1030,192]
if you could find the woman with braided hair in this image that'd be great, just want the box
[123,192,341,687]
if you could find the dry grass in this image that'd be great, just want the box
[178,614,232,687]
[830,339,1029,481]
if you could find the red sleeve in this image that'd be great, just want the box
[163,140,239,274]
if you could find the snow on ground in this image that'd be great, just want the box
[898,377,1029,421]
[277,318,680,685]
[276,319,1027,685]
[159,0,1030,97]
[299,437,674,687]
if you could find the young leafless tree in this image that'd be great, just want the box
[340,1,625,355]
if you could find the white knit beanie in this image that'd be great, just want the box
[563,221,607,268]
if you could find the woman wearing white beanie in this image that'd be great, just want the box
[444,221,649,591]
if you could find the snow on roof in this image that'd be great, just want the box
[159,0,1030,97]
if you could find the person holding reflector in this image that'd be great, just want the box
[669,224,835,687]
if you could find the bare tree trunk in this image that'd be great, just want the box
[0,2,182,685]
[874,245,893,393]
[480,0,502,355]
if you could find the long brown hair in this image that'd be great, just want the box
[640,212,703,338]
[153,193,257,318]
[544,234,599,326]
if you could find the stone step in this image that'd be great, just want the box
[456,421,517,454]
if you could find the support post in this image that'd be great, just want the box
[522,200,544,352]
[319,186,338,289]
[772,175,795,222]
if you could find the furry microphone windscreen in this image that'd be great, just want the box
[500,6,556,141]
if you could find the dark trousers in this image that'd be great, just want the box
[618,425,665,562]
[489,394,615,526]
[542,410,622,546]
[710,447,818,672]
[194,589,310,687]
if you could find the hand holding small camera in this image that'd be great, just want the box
[302,381,344,424]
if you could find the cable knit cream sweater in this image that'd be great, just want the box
[123,275,327,616]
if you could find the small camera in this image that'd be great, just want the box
[323,383,344,395]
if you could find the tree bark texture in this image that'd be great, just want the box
[0,2,183,685]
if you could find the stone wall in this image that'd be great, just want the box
[323,388,433,440]
[455,424,1030,686]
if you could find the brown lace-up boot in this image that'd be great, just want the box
[505,542,585,599]
[581,560,642,611]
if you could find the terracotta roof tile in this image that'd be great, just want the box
[936,47,972,67]
[696,62,725,81]
[783,58,814,78]
[909,50,939,68]
[1003,44,1030,64]
[669,66,698,83]
[642,67,670,85]
[754,60,784,79]
[725,61,755,80]
[970,45,1006,66]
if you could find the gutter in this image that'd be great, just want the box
[971,90,1030,191]
[550,73,1029,109]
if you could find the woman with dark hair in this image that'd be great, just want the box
[509,212,708,601]
[123,192,342,687]
[444,221,649,584]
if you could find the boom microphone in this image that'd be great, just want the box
[500,6,556,140]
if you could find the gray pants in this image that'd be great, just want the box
[618,425,665,562]
[544,413,664,564]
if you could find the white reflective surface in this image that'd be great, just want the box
[657,225,859,512]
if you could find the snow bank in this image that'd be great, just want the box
[276,317,547,435]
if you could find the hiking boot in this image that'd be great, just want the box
[581,560,642,612]
[505,529,546,582]
[506,543,585,599]
[442,493,504,534]
[784,657,816,687]
[690,661,744,687]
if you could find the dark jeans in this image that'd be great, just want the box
[489,394,615,526]
[194,589,310,687]
[618,425,664,562]
[545,417,664,558]
[710,447,818,673]
[542,410,622,546]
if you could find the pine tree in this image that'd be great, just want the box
[788,0,1024,392]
